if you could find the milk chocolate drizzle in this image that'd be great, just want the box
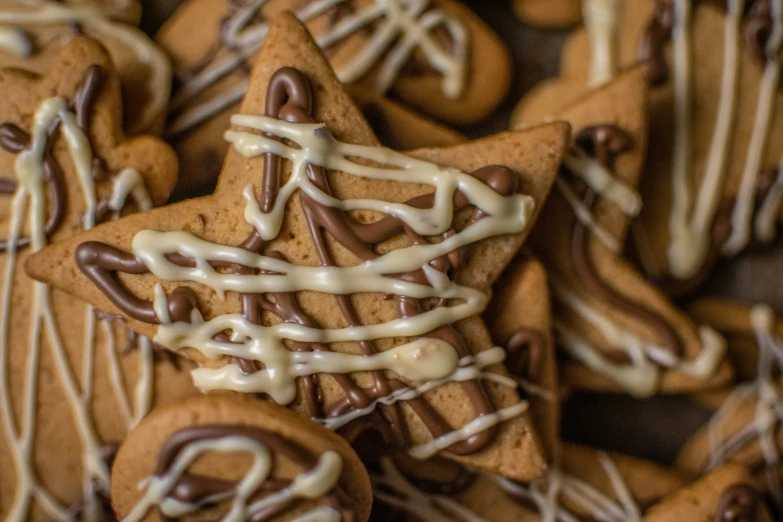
[568,125,683,362]
[152,424,360,522]
[713,483,759,522]
[75,66,523,456]
[504,328,545,382]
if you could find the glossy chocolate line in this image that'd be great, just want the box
[154,424,360,522]
[713,483,759,522]
[569,125,683,361]
[77,66,519,456]
[505,328,546,382]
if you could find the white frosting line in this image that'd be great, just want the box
[372,457,489,522]
[124,437,343,522]
[551,276,726,397]
[0,25,32,57]
[407,401,528,460]
[706,304,783,506]
[583,0,620,88]
[555,176,622,253]
[563,149,642,216]
[754,159,783,243]
[723,0,783,255]
[0,94,158,521]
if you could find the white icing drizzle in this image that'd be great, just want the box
[407,401,528,460]
[487,452,641,522]
[665,0,783,277]
[124,437,343,522]
[166,0,467,138]
[584,0,620,88]
[705,304,783,509]
[555,176,622,253]
[371,453,640,522]
[0,5,170,133]
[371,457,489,522]
[723,0,783,255]
[754,157,783,242]
[551,276,726,397]
[0,94,157,521]
[0,25,32,57]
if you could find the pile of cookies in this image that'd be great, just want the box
[0,0,782,521]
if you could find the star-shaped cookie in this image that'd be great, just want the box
[27,13,569,481]
[521,66,733,396]
[513,0,783,293]
[0,37,198,522]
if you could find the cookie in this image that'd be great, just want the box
[26,13,569,481]
[689,297,783,382]
[484,252,559,460]
[512,0,582,28]
[0,1,171,134]
[111,394,373,522]
[0,37,198,522]
[677,304,783,514]
[644,464,773,522]
[513,0,783,294]
[370,442,685,521]
[518,65,732,396]
[158,0,510,196]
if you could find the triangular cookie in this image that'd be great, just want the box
[0,37,197,522]
[27,14,569,481]
[520,66,732,396]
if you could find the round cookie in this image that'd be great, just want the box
[111,394,373,522]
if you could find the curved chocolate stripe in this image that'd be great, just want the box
[75,241,198,324]
[505,328,546,382]
[746,0,773,61]
[569,125,683,360]
[153,424,360,522]
[713,483,759,522]
[636,0,675,86]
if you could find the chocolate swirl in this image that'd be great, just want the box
[152,424,360,522]
[713,483,759,522]
[76,66,525,456]
[568,124,683,362]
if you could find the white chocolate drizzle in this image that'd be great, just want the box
[166,0,467,138]
[584,0,621,88]
[665,0,783,277]
[487,451,641,522]
[0,5,170,133]
[371,457,489,522]
[705,304,783,509]
[551,276,726,397]
[0,94,157,521]
[124,437,343,522]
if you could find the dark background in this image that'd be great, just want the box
[140,0,783,464]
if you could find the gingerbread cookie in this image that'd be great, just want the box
[0,37,198,522]
[370,443,684,521]
[158,0,509,196]
[0,0,171,134]
[677,304,783,515]
[519,66,732,396]
[26,13,569,480]
[645,464,773,522]
[111,394,372,522]
[514,0,783,295]
[484,253,559,459]
[512,0,582,28]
